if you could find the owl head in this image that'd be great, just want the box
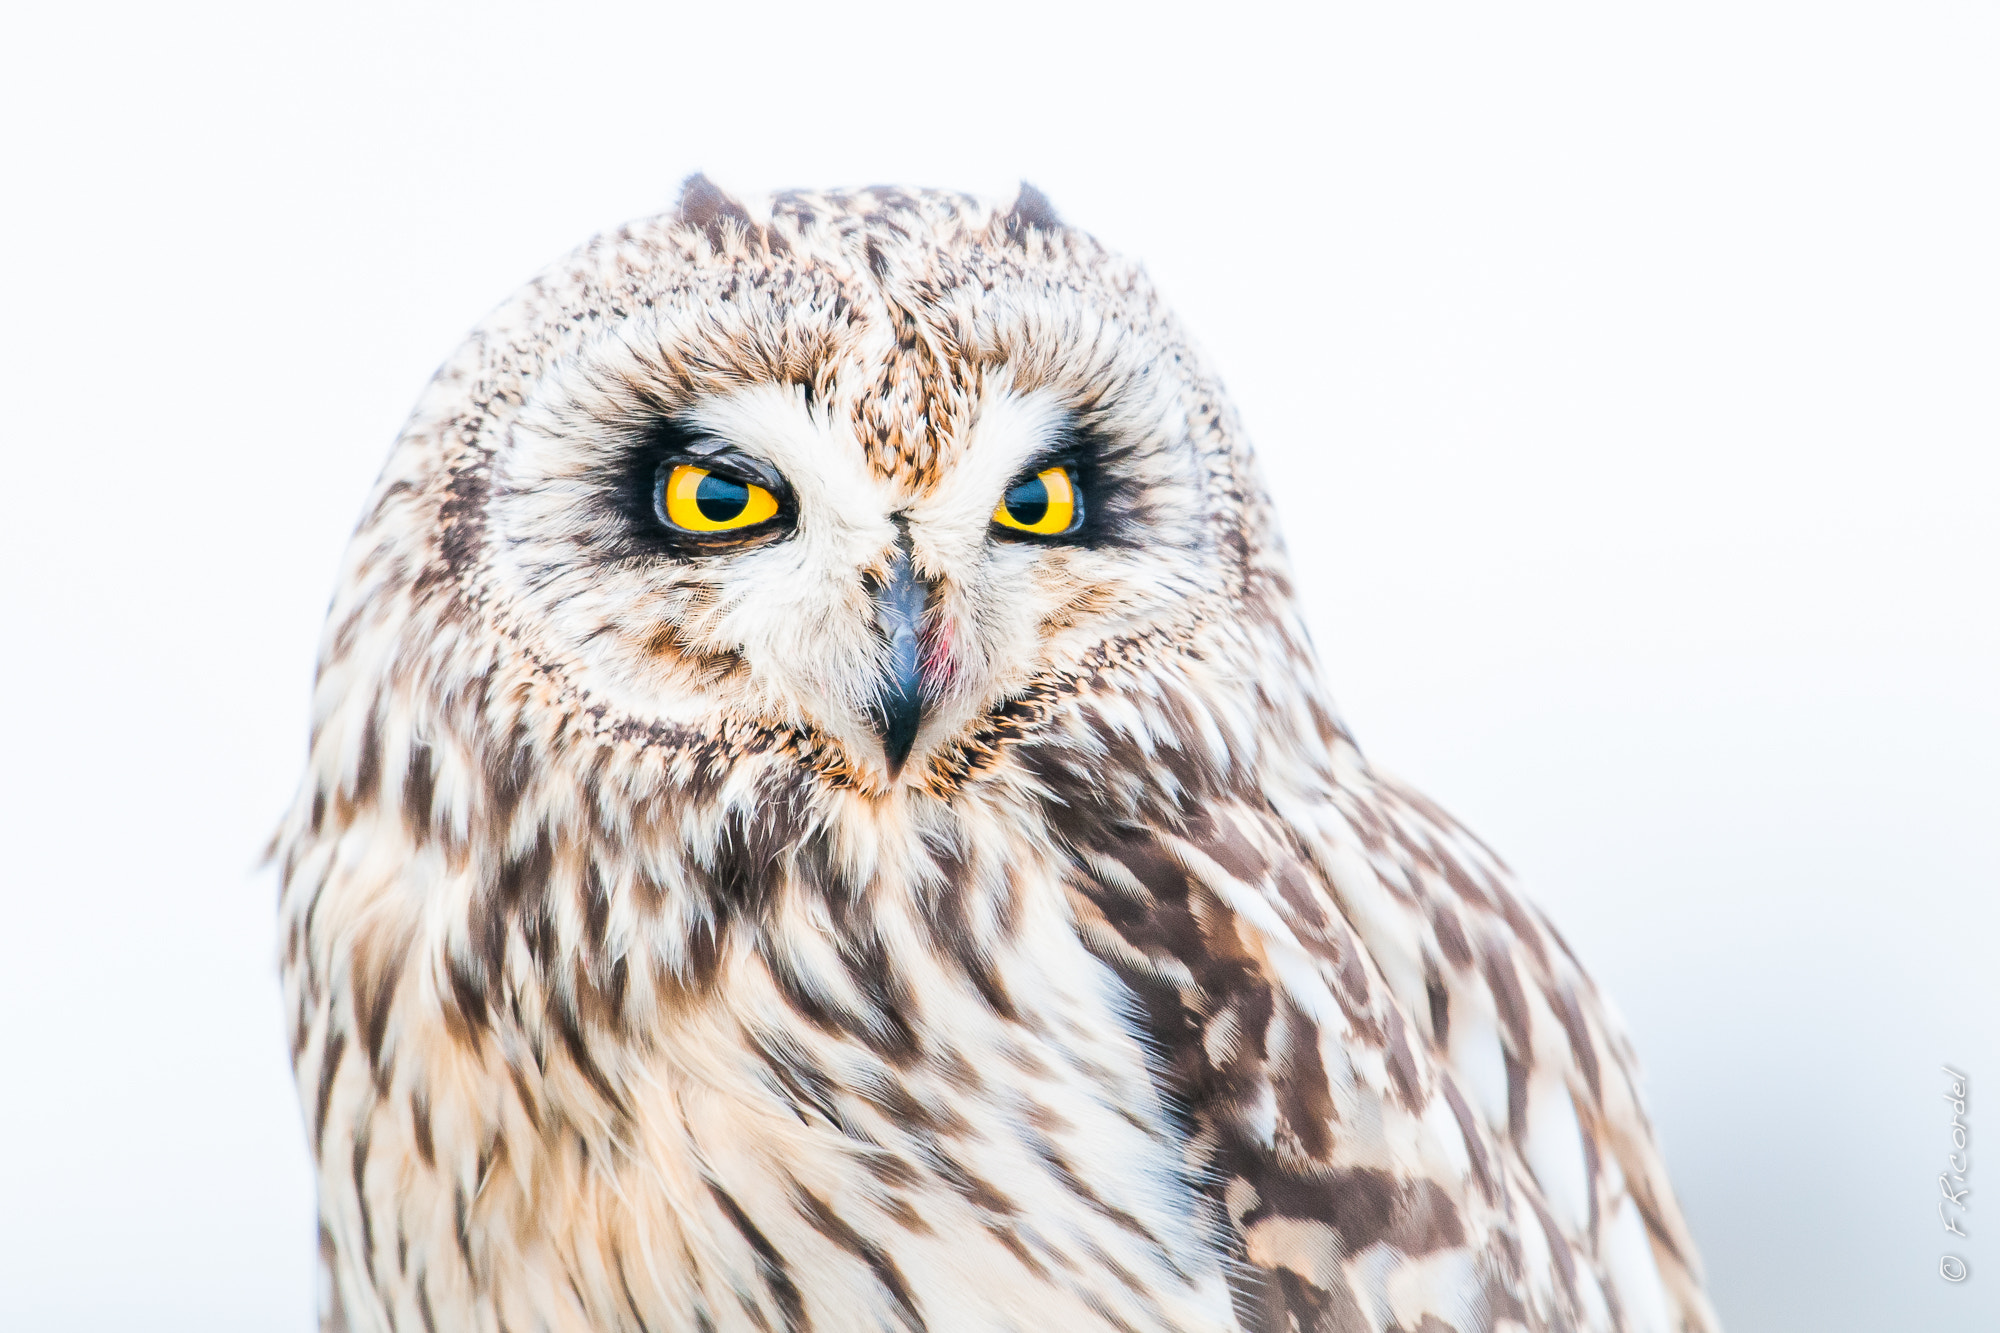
[305,178,1317,881]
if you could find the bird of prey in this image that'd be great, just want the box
[277,177,1719,1333]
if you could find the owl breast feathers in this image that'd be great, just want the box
[277,177,1720,1333]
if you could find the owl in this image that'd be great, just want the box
[277,177,1720,1333]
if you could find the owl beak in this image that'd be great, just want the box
[867,533,930,778]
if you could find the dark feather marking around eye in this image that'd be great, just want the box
[588,416,796,561]
[996,415,1158,551]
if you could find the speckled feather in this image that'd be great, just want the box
[277,179,1719,1333]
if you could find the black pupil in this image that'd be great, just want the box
[1005,476,1050,527]
[695,473,750,522]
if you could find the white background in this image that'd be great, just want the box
[1,3,1993,1329]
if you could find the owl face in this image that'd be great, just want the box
[458,185,1238,797]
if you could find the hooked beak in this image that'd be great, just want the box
[867,533,930,778]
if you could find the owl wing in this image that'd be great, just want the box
[1047,741,1719,1333]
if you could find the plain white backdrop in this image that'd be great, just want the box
[1,3,1993,1329]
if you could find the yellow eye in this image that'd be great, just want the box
[992,465,1081,535]
[658,463,780,533]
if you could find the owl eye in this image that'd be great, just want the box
[992,465,1082,536]
[656,463,781,534]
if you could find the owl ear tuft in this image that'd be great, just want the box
[676,173,759,248]
[1003,182,1063,242]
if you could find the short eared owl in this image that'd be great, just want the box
[278,177,1718,1333]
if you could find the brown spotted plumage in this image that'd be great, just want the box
[277,177,1719,1332]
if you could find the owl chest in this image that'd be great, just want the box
[329,878,1241,1332]
[621,947,1239,1333]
